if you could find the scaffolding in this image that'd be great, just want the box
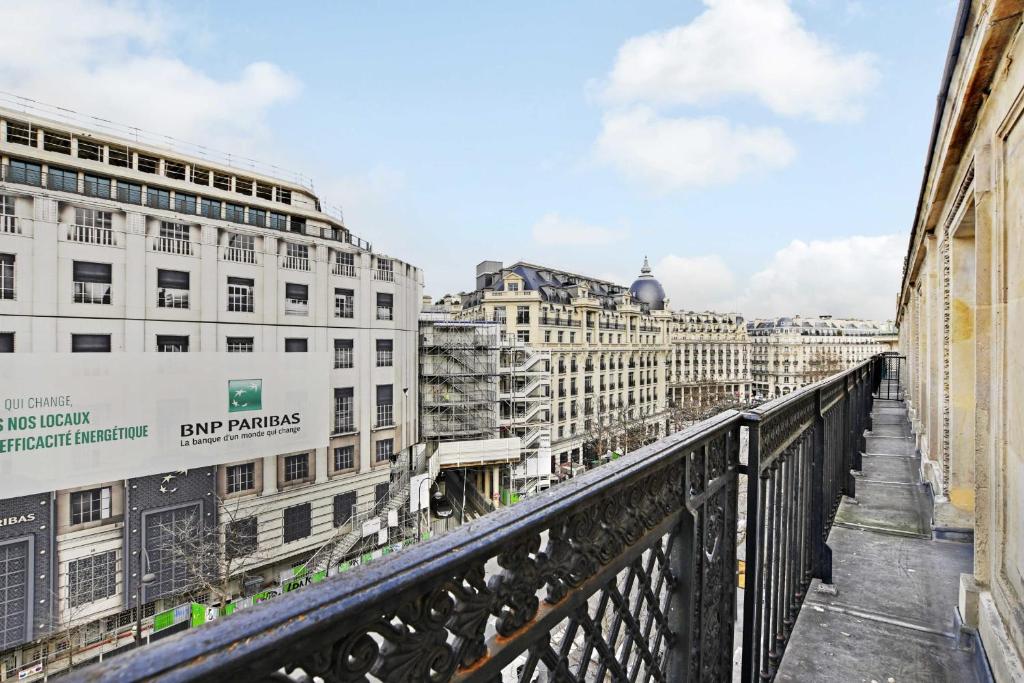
[419,321,501,441]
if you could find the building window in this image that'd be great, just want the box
[225,203,245,222]
[282,503,311,543]
[5,120,35,146]
[285,338,308,352]
[248,207,266,228]
[0,333,12,352]
[375,258,394,281]
[213,171,231,191]
[375,482,389,512]
[224,232,255,263]
[9,159,42,186]
[283,453,310,482]
[70,207,114,245]
[333,251,355,277]
[173,192,197,214]
[71,334,111,352]
[0,253,14,300]
[508,282,519,292]
[117,181,142,204]
[156,335,189,353]
[200,198,221,219]
[255,182,273,200]
[146,186,170,210]
[375,339,393,367]
[157,269,190,309]
[278,188,292,205]
[226,463,255,494]
[516,305,530,324]
[285,283,309,316]
[156,222,191,255]
[108,145,130,168]
[517,330,530,343]
[334,388,354,433]
[235,178,253,195]
[190,166,210,185]
[283,242,309,271]
[375,439,393,463]
[0,195,15,235]
[42,130,72,154]
[225,517,258,560]
[70,487,111,525]
[334,339,354,368]
[227,277,255,313]
[144,504,200,600]
[165,160,186,181]
[72,261,112,304]
[333,491,357,527]
[335,288,354,318]
[269,212,287,231]
[375,384,394,428]
[226,336,254,353]
[137,154,159,174]
[67,551,118,608]
[47,166,78,193]
[376,293,393,321]
[333,446,354,472]
[83,174,111,199]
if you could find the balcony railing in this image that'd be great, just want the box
[68,223,116,246]
[374,268,395,281]
[332,262,356,277]
[281,255,310,271]
[74,357,884,683]
[220,246,258,264]
[152,236,194,256]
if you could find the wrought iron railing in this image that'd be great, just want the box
[70,357,885,683]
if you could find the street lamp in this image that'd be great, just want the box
[134,548,156,647]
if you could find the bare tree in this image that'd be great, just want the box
[152,496,275,607]
[667,378,748,431]
[805,347,845,383]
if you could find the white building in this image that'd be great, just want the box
[747,316,897,399]
[0,105,421,676]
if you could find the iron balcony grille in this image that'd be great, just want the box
[68,223,116,246]
[67,357,890,683]
[333,262,356,277]
[153,236,193,256]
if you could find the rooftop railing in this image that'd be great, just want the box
[72,357,884,683]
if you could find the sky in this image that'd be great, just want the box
[0,0,958,319]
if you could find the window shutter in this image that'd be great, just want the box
[72,261,111,283]
[285,283,308,300]
[285,338,308,352]
[157,269,190,289]
[376,384,393,405]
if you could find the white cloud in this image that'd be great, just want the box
[596,107,796,190]
[532,212,626,246]
[0,0,300,154]
[653,254,737,310]
[652,234,902,320]
[601,0,878,122]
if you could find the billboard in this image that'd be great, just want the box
[0,353,330,497]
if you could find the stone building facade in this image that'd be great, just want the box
[897,0,1024,677]
[0,106,421,678]
[747,316,896,400]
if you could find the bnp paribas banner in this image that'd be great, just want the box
[0,353,330,497]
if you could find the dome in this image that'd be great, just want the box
[628,256,666,311]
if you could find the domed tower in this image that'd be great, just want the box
[628,256,666,311]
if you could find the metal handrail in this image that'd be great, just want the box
[70,356,886,683]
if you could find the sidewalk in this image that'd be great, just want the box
[776,397,985,682]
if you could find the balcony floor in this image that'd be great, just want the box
[777,398,984,683]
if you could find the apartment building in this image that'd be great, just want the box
[457,259,675,481]
[747,316,897,399]
[667,311,752,417]
[0,106,421,677]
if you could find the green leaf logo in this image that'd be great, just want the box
[228,379,262,413]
